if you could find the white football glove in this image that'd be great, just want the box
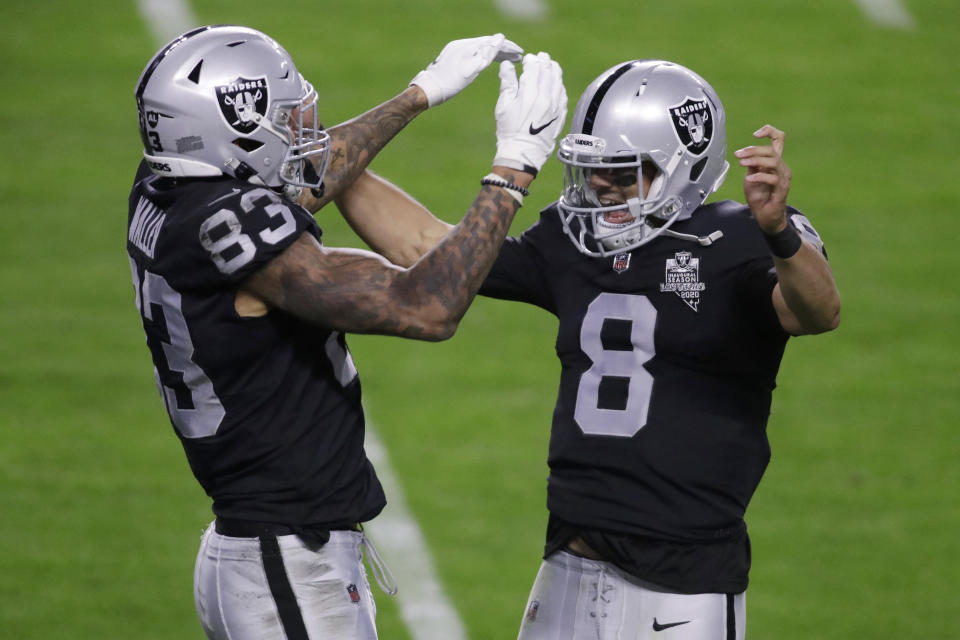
[410,34,524,108]
[493,52,567,175]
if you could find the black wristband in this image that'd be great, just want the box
[480,176,530,197]
[764,222,803,259]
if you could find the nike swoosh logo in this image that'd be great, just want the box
[652,618,691,632]
[528,117,559,135]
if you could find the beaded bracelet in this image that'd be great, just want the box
[764,222,803,259]
[481,173,528,205]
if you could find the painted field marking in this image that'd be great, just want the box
[135,2,469,638]
[853,0,915,28]
[364,428,468,640]
[494,0,548,21]
[136,0,200,45]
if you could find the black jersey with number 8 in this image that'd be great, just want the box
[481,200,826,592]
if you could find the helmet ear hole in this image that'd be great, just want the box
[689,156,708,182]
[233,138,264,152]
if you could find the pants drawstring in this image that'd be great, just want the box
[361,530,398,596]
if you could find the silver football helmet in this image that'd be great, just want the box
[558,60,729,257]
[135,25,330,199]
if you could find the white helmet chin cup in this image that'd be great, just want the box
[557,60,730,257]
[135,25,329,194]
[595,216,644,251]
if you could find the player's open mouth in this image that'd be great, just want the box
[602,207,635,225]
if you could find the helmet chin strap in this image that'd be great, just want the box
[598,220,723,250]
[225,158,301,202]
[660,228,725,246]
[596,194,724,251]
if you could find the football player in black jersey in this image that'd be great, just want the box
[127,25,566,640]
[337,60,840,639]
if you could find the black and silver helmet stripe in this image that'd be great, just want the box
[135,25,225,101]
[135,25,231,155]
[581,60,642,136]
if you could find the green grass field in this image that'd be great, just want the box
[2,0,958,637]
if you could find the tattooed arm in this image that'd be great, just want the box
[333,52,571,271]
[244,175,527,340]
[298,86,427,214]
[298,34,523,214]
[243,52,566,340]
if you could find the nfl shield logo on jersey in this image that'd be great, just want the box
[526,599,540,622]
[216,76,269,135]
[612,252,631,274]
[660,251,706,311]
[669,98,712,155]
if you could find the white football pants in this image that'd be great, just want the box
[517,550,746,640]
[193,522,378,639]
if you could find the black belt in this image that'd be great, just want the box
[216,518,298,537]
[215,518,360,539]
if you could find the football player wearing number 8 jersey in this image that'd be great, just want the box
[337,60,840,639]
[127,25,566,640]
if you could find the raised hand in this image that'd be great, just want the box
[493,52,568,176]
[735,124,792,233]
[410,34,524,108]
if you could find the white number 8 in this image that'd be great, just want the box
[574,293,656,437]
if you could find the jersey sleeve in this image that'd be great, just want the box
[480,217,555,312]
[786,205,828,259]
[734,205,827,335]
[195,186,320,285]
[734,257,783,335]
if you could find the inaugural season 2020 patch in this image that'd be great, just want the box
[660,251,706,311]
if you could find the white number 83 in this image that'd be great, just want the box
[199,188,297,275]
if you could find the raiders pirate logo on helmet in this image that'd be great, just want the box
[216,76,269,135]
[669,98,712,155]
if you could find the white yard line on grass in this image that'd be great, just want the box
[494,0,548,21]
[135,3,469,638]
[364,428,469,640]
[853,0,915,28]
[136,0,200,45]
